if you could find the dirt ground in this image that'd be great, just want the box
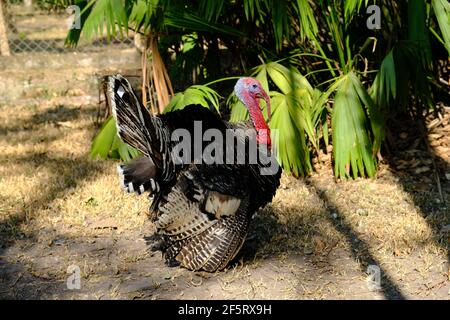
[0,89,449,300]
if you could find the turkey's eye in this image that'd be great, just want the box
[252,84,258,89]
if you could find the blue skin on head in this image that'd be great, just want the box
[233,77,272,146]
[234,77,262,104]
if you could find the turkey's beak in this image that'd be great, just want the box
[257,90,271,122]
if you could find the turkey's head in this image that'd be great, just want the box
[234,77,271,147]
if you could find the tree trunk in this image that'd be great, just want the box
[0,0,11,56]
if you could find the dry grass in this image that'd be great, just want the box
[0,101,148,237]
[0,96,449,299]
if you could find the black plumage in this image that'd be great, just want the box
[107,74,281,272]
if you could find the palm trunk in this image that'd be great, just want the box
[0,0,11,56]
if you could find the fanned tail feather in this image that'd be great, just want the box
[117,156,160,195]
[156,187,216,241]
[106,74,175,181]
[175,214,249,272]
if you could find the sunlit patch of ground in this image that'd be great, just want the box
[0,97,448,299]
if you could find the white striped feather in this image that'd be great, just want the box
[107,75,176,183]
[178,216,248,272]
[155,187,216,241]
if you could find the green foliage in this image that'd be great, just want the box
[90,116,140,162]
[269,90,312,176]
[432,0,450,55]
[83,0,128,40]
[76,0,449,179]
[164,85,221,112]
[331,73,376,179]
[370,50,396,111]
[227,61,329,175]
[293,0,319,41]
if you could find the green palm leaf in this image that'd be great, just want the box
[264,62,314,95]
[351,73,384,156]
[91,116,140,162]
[270,92,312,176]
[165,85,221,113]
[128,0,161,31]
[229,96,249,122]
[293,0,319,40]
[269,0,290,51]
[332,73,377,179]
[343,0,368,23]
[80,0,129,41]
[432,0,450,55]
[199,0,225,22]
[408,0,432,65]
[230,61,322,175]
[243,0,263,21]
[163,10,244,37]
[370,49,396,111]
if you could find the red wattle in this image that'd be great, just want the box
[243,92,271,147]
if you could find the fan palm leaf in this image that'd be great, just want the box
[331,72,378,179]
[432,0,450,55]
[91,116,140,161]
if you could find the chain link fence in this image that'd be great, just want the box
[1,0,134,55]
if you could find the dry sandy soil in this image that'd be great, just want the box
[0,90,449,300]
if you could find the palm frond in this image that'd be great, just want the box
[343,0,367,23]
[267,0,290,51]
[79,0,129,41]
[432,0,450,55]
[230,60,324,174]
[229,95,249,122]
[408,0,432,65]
[163,10,244,37]
[394,41,433,110]
[331,73,377,179]
[199,0,225,22]
[263,61,314,95]
[370,49,396,111]
[293,0,319,41]
[270,91,312,176]
[351,73,384,156]
[243,0,263,21]
[128,0,161,31]
[91,116,140,162]
[165,85,221,113]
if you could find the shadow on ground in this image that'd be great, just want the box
[0,102,104,298]
[0,100,448,299]
[383,115,450,266]
[238,191,406,300]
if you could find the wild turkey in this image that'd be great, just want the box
[107,74,281,272]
